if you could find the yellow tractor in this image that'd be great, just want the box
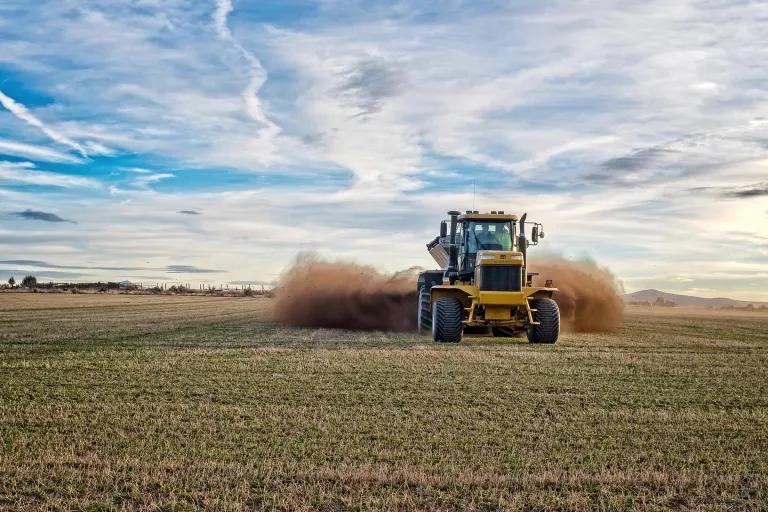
[418,210,559,343]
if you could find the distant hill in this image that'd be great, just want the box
[624,289,768,308]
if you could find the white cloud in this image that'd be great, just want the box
[269,31,423,191]
[0,161,99,188]
[0,90,87,157]
[0,138,84,163]
[212,0,233,41]
[683,287,715,294]
[212,0,282,162]
[132,172,174,189]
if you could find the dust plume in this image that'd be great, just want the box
[530,256,624,332]
[272,254,418,331]
[273,253,623,333]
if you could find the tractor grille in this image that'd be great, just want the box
[478,265,522,292]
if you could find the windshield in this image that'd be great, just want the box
[466,221,514,252]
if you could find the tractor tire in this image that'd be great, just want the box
[527,298,560,344]
[417,288,432,335]
[432,297,464,343]
[492,327,525,338]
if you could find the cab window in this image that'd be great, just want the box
[467,222,513,252]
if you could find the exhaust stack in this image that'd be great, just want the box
[446,210,461,283]
[518,212,528,278]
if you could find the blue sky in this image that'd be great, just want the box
[1,0,767,299]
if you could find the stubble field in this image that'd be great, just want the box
[1,293,767,511]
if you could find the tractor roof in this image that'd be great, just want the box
[460,213,518,222]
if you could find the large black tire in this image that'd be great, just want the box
[417,288,432,334]
[432,297,464,343]
[527,298,560,344]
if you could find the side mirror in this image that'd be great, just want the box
[531,225,539,244]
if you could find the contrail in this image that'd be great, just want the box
[212,0,280,135]
[213,0,234,40]
[0,90,87,158]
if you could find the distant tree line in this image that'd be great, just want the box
[628,298,767,311]
[5,275,36,288]
[1,275,271,297]
[628,298,676,307]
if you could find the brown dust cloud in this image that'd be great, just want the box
[273,253,623,333]
[529,256,624,332]
[272,254,420,332]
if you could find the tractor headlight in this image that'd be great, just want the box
[478,254,496,261]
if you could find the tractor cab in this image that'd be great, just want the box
[456,212,517,277]
[424,209,546,290]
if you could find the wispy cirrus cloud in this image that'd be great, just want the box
[0,161,99,188]
[0,138,84,163]
[0,268,85,279]
[0,260,135,270]
[212,0,281,158]
[212,0,234,40]
[0,90,87,157]
[0,259,224,274]
[166,264,224,273]
[132,172,174,189]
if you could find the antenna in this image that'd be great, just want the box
[472,177,476,211]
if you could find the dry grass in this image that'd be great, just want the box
[1,296,767,511]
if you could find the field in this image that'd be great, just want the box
[1,294,767,511]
